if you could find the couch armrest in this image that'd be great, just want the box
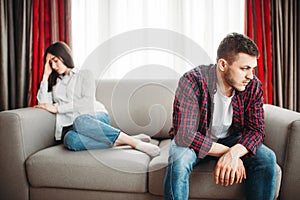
[263,104,300,199]
[280,120,300,199]
[0,108,56,200]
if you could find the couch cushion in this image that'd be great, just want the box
[26,144,152,193]
[149,139,282,199]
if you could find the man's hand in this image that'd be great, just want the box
[34,103,58,114]
[208,142,248,186]
[214,153,246,186]
[214,144,248,186]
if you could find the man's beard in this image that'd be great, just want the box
[223,70,246,92]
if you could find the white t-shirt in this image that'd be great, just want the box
[37,68,107,140]
[211,84,234,140]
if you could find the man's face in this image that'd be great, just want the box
[224,53,257,92]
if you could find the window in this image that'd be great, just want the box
[71,0,244,79]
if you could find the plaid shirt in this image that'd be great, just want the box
[169,64,265,158]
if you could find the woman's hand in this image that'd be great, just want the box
[42,54,53,81]
[34,103,58,114]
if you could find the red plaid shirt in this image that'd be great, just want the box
[169,64,265,158]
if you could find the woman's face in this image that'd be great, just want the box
[46,53,70,75]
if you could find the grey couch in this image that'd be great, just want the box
[1,79,300,200]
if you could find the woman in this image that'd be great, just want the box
[34,42,160,157]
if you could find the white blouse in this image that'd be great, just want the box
[37,68,107,140]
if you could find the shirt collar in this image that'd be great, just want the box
[207,64,218,95]
[71,67,79,74]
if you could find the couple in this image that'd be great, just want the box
[36,33,276,200]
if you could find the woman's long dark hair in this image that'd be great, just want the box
[43,42,75,92]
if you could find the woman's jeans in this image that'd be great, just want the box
[163,134,277,200]
[63,112,120,151]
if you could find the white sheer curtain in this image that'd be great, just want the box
[71,0,244,79]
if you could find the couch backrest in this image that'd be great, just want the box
[96,79,179,139]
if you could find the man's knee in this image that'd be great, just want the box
[258,145,277,165]
[263,148,277,176]
[251,145,277,176]
[173,157,195,174]
[168,144,197,174]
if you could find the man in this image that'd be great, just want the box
[164,33,276,200]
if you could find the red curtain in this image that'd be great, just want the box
[245,0,273,104]
[30,0,71,106]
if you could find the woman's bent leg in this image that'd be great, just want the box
[73,113,120,147]
[64,130,113,150]
[164,140,200,200]
[94,112,151,143]
[66,113,159,156]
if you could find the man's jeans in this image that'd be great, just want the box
[163,135,277,200]
[64,112,120,150]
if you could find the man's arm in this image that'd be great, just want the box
[171,72,213,159]
[236,77,265,155]
[208,142,248,157]
[208,142,229,157]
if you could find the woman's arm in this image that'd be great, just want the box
[36,81,53,104]
[36,56,53,104]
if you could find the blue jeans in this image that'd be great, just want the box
[164,135,277,200]
[63,112,120,151]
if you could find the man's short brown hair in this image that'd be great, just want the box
[217,32,259,64]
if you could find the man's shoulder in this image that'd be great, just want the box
[241,75,263,98]
[247,75,263,90]
[182,64,215,81]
